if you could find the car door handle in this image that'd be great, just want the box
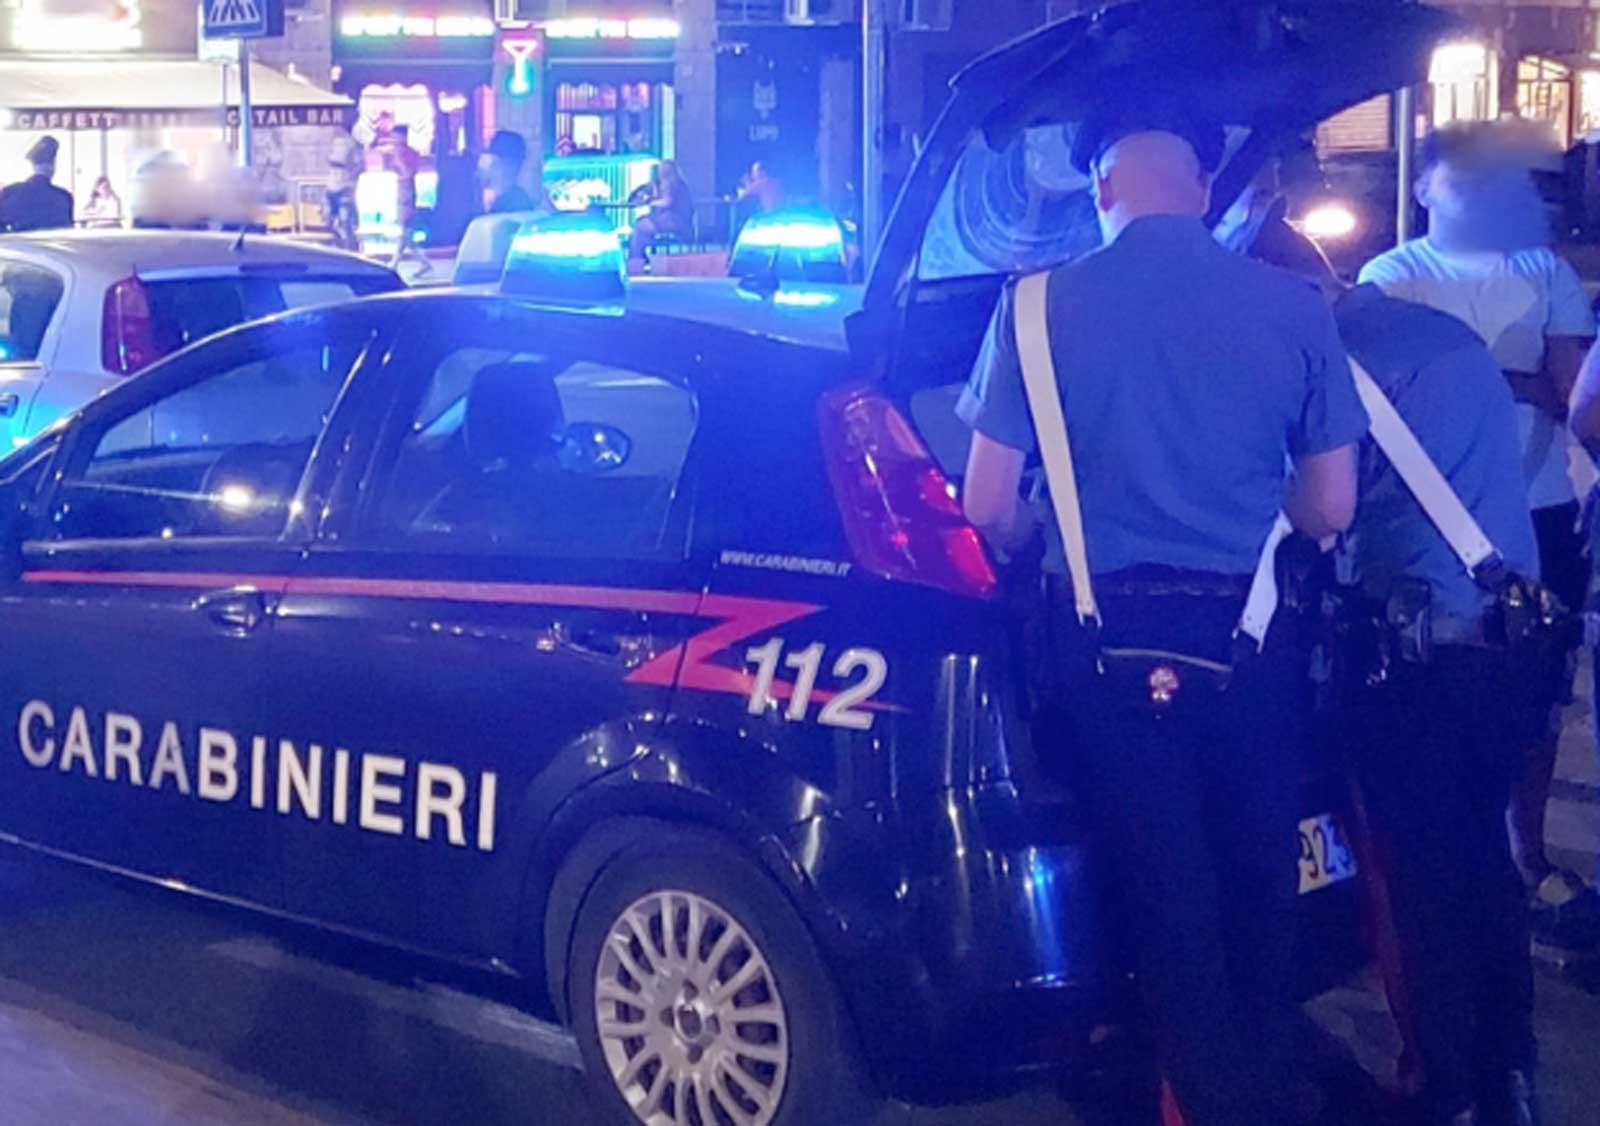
[0,393,17,418]
[196,589,268,633]
[560,623,651,662]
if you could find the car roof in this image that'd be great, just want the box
[405,278,858,354]
[625,278,858,352]
[0,229,396,279]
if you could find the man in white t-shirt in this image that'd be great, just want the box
[1360,122,1599,949]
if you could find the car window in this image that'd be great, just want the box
[916,124,1252,281]
[0,263,63,361]
[50,331,371,542]
[368,345,699,560]
[140,275,394,357]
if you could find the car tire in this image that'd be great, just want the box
[565,824,876,1126]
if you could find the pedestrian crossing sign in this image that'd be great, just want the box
[204,0,284,39]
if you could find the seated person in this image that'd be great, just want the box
[414,360,570,545]
[627,161,694,266]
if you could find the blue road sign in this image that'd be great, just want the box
[204,0,285,39]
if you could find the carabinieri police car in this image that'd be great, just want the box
[0,3,1455,1124]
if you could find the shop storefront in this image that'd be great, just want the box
[538,16,678,216]
[332,0,497,242]
[0,0,349,223]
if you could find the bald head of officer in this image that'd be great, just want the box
[1089,129,1213,242]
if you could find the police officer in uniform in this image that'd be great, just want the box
[1256,222,1542,1126]
[1359,124,1599,946]
[960,118,1366,1126]
[0,136,73,233]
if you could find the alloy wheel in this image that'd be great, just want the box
[594,889,790,1126]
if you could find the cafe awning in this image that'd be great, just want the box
[0,59,352,130]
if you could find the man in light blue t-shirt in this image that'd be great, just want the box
[1359,122,1599,948]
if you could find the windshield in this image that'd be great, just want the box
[917,123,1252,282]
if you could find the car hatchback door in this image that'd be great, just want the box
[0,315,384,909]
[265,301,703,955]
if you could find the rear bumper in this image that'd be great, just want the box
[780,786,1114,1101]
[780,770,1371,1102]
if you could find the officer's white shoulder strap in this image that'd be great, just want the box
[1012,271,1101,626]
[1348,358,1501,577]
[1010,270,1287,647]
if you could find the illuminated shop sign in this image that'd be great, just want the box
[502,36,539,97]
[545,17,679,40]
[340,12,495,37]
[0,0,197,56]
[12,0,143,52]
[11,106,355,130]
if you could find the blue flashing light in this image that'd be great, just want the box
[509,226,623,263]
[771,287,841,309]
[736,210,845,254]
[502,215,627,305]
[730,206,849,284]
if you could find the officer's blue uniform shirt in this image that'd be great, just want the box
[1335,283,1540,625]
[958,214,1369,577]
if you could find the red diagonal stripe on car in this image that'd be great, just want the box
[21,570,825,703]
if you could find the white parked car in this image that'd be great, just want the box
[0,230,403,449]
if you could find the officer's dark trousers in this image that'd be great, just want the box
[1345,648,1535,1121]
[1057,597,1305,1126]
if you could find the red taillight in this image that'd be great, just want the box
[819,383,998,600]
[101,277,162,375]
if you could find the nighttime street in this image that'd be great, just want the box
[4,0,1600,1125]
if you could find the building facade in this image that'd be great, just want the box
[0,0,350,223]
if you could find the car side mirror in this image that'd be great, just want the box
[559,422,632,475]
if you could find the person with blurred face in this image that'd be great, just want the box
[479,130,536,214]
[1360,123,1600,955]
[959,114,1365,1126]
[1258,219,1543,1126]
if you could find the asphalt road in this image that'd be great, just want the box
[0,848,1597,1126]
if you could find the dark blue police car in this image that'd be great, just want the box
[0,3,1457,1125]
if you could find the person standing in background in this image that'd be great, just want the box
[386,125,421,232]
[325,125,362,250]
[479,130,537,214]
[1359,122,1600,952]
[0,136,73,233]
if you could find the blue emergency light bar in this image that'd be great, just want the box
[730,206,849,285]
[501,215,627,305]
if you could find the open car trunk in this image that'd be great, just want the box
[851,0,1463,477]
